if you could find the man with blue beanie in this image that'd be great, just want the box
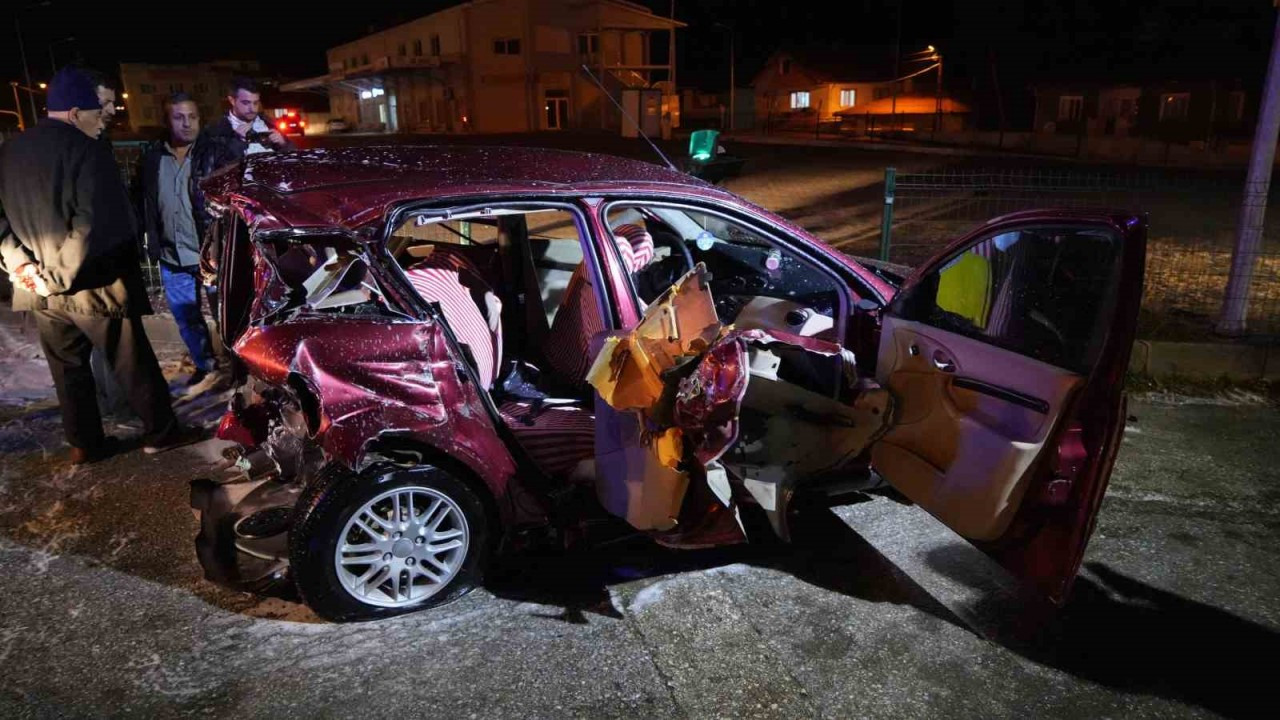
[0,67,197,464]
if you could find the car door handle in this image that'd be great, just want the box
[932,351,956,373]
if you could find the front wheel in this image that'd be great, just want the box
[290,464,490,622]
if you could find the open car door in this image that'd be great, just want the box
[872,211,1146,603]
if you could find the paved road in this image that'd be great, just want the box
[1,392,1276,719]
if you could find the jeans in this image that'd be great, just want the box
[160,263,216,373]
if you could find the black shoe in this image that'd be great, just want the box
[143,425,204,455]
[69,436,122,465]
[186,368,210,387]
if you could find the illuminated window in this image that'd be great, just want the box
[1159,92,1190,121]
[790,91,810,109]
[840,88,856,107]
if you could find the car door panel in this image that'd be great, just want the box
[874,318,1084,541]
[872,213,1146,602]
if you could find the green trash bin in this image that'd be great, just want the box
[689,129,719,163]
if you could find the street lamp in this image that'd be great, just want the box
[8,82,26,131]
[933,47,943,139]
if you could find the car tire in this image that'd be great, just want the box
[290,463,490,622]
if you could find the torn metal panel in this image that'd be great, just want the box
[587,264,720,413]
[589,263,893,540]
[247,234,412,325]
[224,316,525,522]
[723,367,892,540]
[673,338,748,466]
[189,443,310,594]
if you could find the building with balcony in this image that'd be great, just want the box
[281,0,683,134]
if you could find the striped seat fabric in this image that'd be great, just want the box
[541,226,657,385]
[404,249,503,388]
[611,223,655,272]
[497,400,595,478]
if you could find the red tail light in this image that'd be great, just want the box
[299,120,307,128]
[277,120,288,131]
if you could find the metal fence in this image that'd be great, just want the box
[875,166,1280,342]
[110,141,166,310]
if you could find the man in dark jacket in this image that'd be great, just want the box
[190,76,293,238]
[140,92,223,389]
[0,67,193,464]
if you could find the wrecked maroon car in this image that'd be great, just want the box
[191,146,1146,621]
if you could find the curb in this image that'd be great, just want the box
[1130,340,1278,382]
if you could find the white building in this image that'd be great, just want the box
[283,0,683,134]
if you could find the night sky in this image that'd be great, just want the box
[3,0,1275,125]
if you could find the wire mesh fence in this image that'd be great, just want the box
[879,166,1280,342]
[111,141,167,312]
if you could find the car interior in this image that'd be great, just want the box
[384,201,866,493]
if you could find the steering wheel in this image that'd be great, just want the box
[646,226,695,274]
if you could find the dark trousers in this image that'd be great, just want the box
[35,309,177,449]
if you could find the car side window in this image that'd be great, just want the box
[604,203,844,343]
[389,215,501,252]
[893,226,1124,372]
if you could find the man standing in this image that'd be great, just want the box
[88,70,118,130]
[0,67,194,464]
[84,69,135,422]
[190,77,292,236]
[141,93,223,389]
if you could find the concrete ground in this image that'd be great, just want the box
[1,134,1274,718]
[1,380,1276,719]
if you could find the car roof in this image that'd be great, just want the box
[205,145,729,230]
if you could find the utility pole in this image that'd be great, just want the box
[891,0,902,132]
[1217,4,1280,335]
[669,0,677,93]
[729,29,735,132]
[989,49,1007,148]
[934,50,943,139]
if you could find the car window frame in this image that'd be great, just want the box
[889,222,1126,374]
[599,196,855,350]
[378,196,612,328]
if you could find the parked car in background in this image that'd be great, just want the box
[325,117,350,134]
[274,110,306,136]
[192,145,1147,621]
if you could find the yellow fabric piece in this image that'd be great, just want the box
[936,251,992,328]
[654,428,684,470]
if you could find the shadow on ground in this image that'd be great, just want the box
[925,546,1276,720]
